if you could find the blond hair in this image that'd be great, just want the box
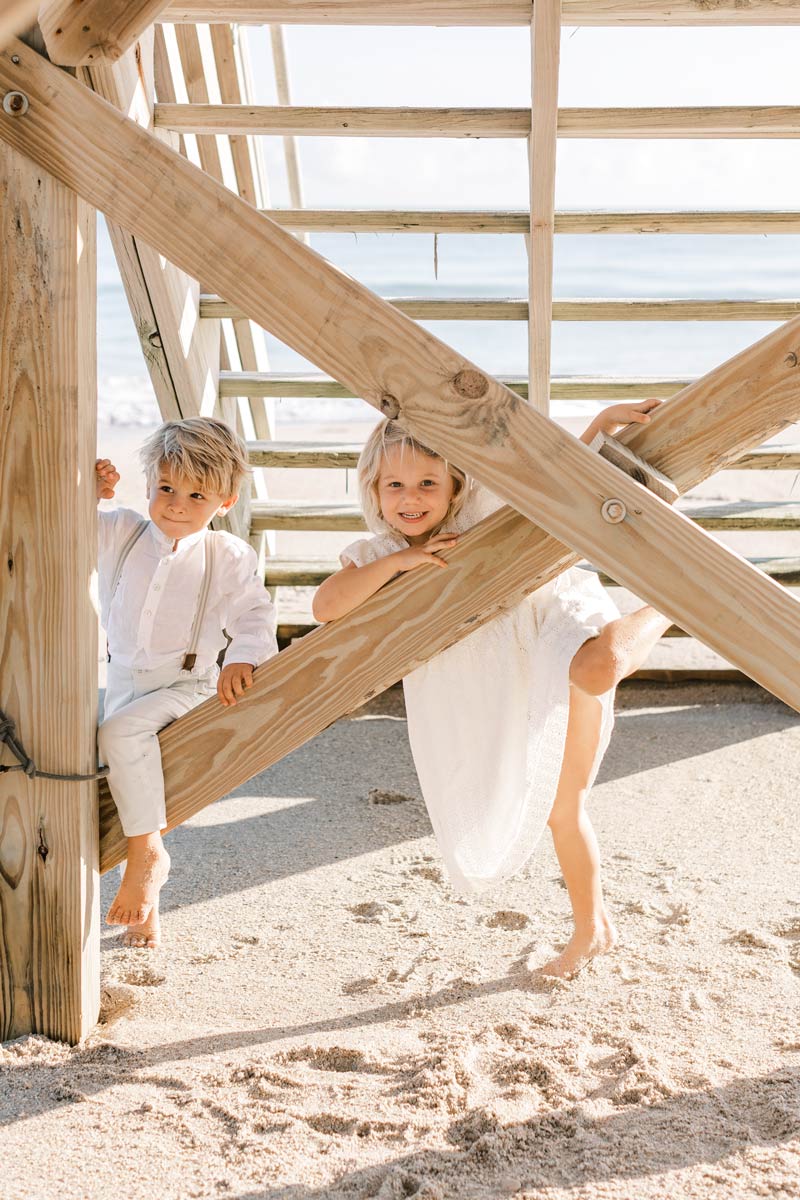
[139,417,249,499]
[358,419,468,534]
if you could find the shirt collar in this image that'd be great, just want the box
[149,522,209,557]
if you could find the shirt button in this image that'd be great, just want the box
[144,609,152,617]
[154,584,161,591]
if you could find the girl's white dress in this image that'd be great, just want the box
[341,483,619,895]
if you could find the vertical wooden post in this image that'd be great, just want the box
[528,0,561,415]
[0,143,99,1043]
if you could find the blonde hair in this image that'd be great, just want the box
[358,419,468,534]
[139,417,249,499]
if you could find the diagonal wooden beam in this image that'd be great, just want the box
[97,306,800,871]
[2,36,800,714]
[39,1,174,66]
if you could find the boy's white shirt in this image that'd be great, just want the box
[98,506,277,673]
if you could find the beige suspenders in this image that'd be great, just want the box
[108,521,217,671]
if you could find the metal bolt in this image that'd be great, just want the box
[601,498,627,524]
[3,91,29,117]
[10,55,20,65]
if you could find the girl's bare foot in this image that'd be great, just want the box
[540,919,618,979]
[106,835,170,927]
[123,900,161,949]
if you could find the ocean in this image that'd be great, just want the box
[98,221,800,428]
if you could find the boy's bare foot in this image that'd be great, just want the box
[106,836,170,928]
[539,919,618,980]
[123,900,161,949]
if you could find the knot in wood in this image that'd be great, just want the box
[785,351,799,368]
[379,393,401,419]
[452,369,488,399]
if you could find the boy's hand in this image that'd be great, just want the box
[584,398,662,442]
[393,532,459,572]
[218,662,254,707]
[96,458,120,500]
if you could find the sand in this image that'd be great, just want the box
[7,419,794,1197]
[2,681,799,1199]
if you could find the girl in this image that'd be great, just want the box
[313,403,671,978]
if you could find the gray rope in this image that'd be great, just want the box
[0,708,108,782]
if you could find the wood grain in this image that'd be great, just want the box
[528,0,561,414]
[203,297,800,322]
[154,104,800,138]
[257,208,800,235]
[0,141,99,1042]
[40,0,174,65]
[160,1,800,26]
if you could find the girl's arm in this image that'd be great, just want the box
[312,533,457,623]
[579,398,662,446]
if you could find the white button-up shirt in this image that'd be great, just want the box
[98,507,277,673]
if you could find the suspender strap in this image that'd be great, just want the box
[109,519,149,601]
[182,533,217,671]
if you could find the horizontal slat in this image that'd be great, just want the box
[264,554,800,588]
[206,297,800,322]
[222,372,694,400]
[249,441,362,468]
[259,208,800,235]
[251,499,800,532]
[161,2,800,28]
[155,104,800,139]
[248,441,800,472]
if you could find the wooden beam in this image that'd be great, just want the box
[203,296,800,322]
[257,208,800,235]
[154,104,800,138]
[160,2,800,26]
[40,0,174,65]
[84,36,222,429]
[0,141,99,1041]
[221,372,693,400]
[0,1,38,52]
[3,42,800,732]
[528,0,560,415]
[98,307,800,871]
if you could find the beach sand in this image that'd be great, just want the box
[10,416,792,1198]
[2,681,799,1199]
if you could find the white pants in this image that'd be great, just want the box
[98,660,218,837]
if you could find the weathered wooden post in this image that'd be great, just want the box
[0,110,100,1041]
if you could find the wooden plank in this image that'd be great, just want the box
[248,441,800,471]
[154,104,800,138]
[205,296,800,322]
[3,43,800,730]
[528,0,560,415]
[0,1,38,52]
[0,141,99,1042]
[160,1,800,26]
[223,372,693,400]
[249,498,800,533]
[259,208,800,235]
[39,0,174,65]
[249,440,362,467]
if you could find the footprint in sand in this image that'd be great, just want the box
[348,900,390,923]
[368,788,415,805]
[773,918,800,973]
[486,910,530,931]
[119,963,166,986]
[728,929,781,953]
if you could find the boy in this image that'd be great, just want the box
[96,417,277,949]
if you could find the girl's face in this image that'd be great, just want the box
[377,445,456,544]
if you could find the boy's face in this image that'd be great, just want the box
[147,464,236,542]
